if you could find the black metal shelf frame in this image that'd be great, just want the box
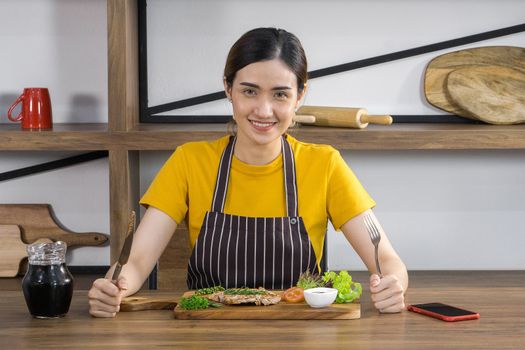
[137,0,525,123]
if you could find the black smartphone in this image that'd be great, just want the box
[407,302,480,322]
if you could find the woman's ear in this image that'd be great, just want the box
[223,77,232,102]
[296,83,308,109]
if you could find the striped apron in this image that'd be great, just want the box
[186,135,319,290]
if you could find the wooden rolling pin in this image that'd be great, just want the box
[295,106,393,129]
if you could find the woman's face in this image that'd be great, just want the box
[225,59,305,148]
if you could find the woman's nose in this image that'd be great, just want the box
[253,98,273,118]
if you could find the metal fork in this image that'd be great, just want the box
[364,213,383,277]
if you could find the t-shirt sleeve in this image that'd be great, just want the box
[139,146,189,225]
[327,150,376,230]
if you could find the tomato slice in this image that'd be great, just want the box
[282,287,304,303]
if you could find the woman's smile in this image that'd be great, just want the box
[248,118,278,131]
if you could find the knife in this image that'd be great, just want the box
[111,211,136,284]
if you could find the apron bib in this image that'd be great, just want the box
[186,136,318,290]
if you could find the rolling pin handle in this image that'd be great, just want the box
[293,114,316,124]
[360,115,393,125]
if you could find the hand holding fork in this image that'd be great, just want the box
[364,212,382,277]
[363,212,406,313]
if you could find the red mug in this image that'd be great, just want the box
[8,88,53,130]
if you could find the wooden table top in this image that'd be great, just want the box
[1,271,524,349]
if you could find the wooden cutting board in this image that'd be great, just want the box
[121,295,178,312]
[172,291,360,320]
[424,46,525,119]
[0,225,51,277]
[0,204,107,246]
[0,204,108,276]
[447,65,525,124]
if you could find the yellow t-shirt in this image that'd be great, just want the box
[140,134,375,266]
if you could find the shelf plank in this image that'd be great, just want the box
[124,123,525,150]
[2,123,525,150]
[0,123,111,150]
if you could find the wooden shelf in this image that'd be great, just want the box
[2,122,525,151]
[127,122,525,150]
[0,123,110,150]
[4,0,523,279]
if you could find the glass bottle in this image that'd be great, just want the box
[22,241,74,318]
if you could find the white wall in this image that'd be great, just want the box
[1,0,524,269]
[0,0,109,265]
[330,150,525,270]
[0,0,107,123]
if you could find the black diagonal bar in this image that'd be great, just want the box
[145,22,525,116]
[0,151,108,182]
[309,23,525,78]
[147,91,227,116]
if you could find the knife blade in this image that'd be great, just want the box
[111,211,135,284]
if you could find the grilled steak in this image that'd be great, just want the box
[206,287,281,306]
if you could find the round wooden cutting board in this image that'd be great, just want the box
[424,46,525,119]
[446,65,525,124]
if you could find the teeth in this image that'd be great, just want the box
[251,120,275,127]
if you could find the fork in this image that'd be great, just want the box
[364,213,383,277]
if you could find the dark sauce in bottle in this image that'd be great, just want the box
[22,241,74,318]
[22,263,73,318]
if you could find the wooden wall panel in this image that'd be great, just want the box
[158,223,191,290]
[108,0,139,132]
[109,149,140,263]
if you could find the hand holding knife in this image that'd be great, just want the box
[111,211,136,286]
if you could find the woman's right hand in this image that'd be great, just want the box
[88,277,128,318]
[87,207,178,318]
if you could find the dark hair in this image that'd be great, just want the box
[224,28,308,94]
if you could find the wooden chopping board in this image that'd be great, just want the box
[447,65,525,124]
[0,225,51,277]
[0,204,108,276]
[424,46,525,120]
[0,204,107,246]
[121,295,178,312]
[172,291,360,320]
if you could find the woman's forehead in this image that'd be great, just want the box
[234,59,297,89]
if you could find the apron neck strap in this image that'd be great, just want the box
[211,135,298,217]
[281,135,298,217]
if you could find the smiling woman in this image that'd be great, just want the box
[225,59,303,165]
[222,28,308,165]
[88,27,408,318]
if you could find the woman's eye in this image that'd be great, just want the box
[275,91,289,100]
[243,89,256,96]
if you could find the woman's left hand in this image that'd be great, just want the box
[369,274,405,313]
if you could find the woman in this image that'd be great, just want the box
[88,28,408,317]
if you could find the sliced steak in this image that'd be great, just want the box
[206,288,281,306]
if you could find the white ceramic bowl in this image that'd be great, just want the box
[303,287,338,308]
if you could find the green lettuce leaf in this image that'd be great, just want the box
[322,270,362,303]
